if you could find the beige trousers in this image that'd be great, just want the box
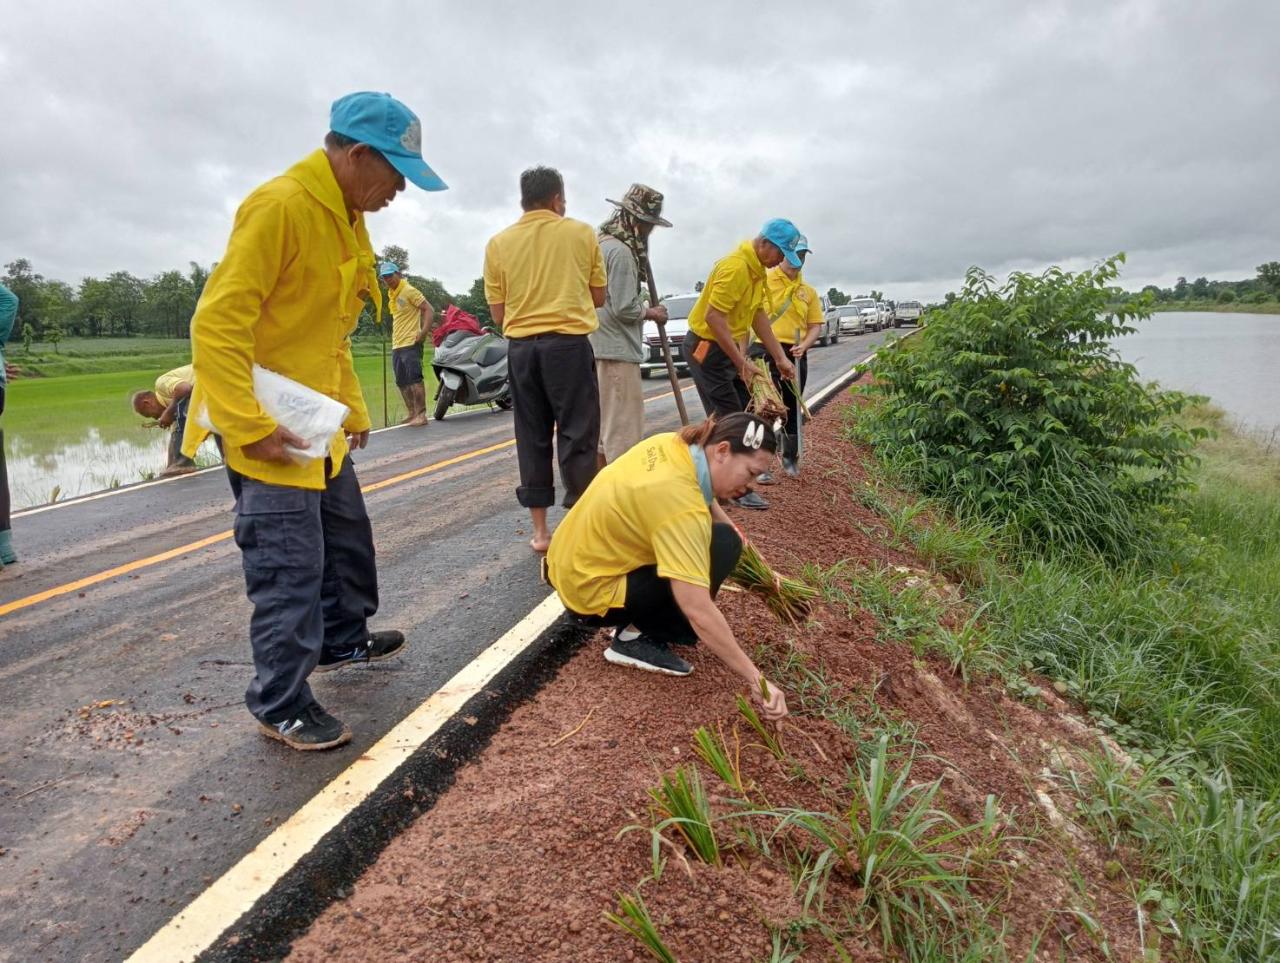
[596,359,645,463]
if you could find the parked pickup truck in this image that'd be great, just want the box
[894,300,923,326]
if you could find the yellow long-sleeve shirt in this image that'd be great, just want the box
[181,150,377,489]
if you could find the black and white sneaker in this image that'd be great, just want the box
[782,456,800,478]
[258,704,352,751]
[732,491,770,510]
[315,631,407,673]
[756,471,778,486]
[604,634,693,676]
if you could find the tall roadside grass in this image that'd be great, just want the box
[846,408,1280,959]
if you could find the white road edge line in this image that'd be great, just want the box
[124,338,907,962]
[127,591,565,963]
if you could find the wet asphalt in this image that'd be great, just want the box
[0,328,901,962]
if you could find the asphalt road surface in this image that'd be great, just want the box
[0,327,903,962]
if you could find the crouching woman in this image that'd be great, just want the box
[546,411,788,720]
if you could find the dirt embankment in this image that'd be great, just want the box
[286,397,1153,962]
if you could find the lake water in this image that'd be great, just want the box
[1114,312,1279,436]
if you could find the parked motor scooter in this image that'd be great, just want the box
[430,329,512,421]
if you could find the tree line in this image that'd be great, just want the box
[1,247,491,347]
[1121,261,1280,305]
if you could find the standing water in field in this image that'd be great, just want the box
[1116,312,1280,435]
[5,428,218,510]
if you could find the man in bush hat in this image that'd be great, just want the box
[591,184,672,464]
[682,218,802,509]
[182,91,447,751]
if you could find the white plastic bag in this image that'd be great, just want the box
[197,365,350,463]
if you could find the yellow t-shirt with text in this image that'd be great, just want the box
[388,279,427,349]
[686,240,768,342]
[483,210,606,338]
[547,432,712,616]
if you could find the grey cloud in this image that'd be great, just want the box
[1,0,1277,305]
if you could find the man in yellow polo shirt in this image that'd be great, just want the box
[752,238,821,480]
[483,166,607,553]
[183,91,447,751]
[131,362,197,475]
[377,261,434,426]
[683,218,802,509]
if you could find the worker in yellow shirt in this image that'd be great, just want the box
[683,219,803,510]
[131,362,197,476]
[752,238,820,481]
[377,261,434,426]
[182,91,447,751]
[546,411,788,719]
[483,166,607,553]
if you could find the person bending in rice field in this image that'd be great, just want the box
[546,411,789,720]
[131,363,198,476]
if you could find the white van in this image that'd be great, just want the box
[639,293,696,378]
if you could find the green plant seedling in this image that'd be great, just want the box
[692,724,747,798]
[604,891,679,963]
[737,693,785,760]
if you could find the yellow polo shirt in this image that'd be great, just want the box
[154,364,194,406]
[766,269,823,344]
[548,432,712,616]
[181,149,376,489]
[388,279,427,349]
[482,209,606,338]
[687,240,768,342]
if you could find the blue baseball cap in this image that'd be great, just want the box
[378,261,401,277]
[330,91,448,192]
[760,218,805,268]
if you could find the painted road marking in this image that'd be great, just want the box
[121,361,875,962]
[0,384,699,619]
[124,591,566,963]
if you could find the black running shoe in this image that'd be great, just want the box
[258,704,352,751]
[315,631,407,673]
[782,456,800,478]
[604,635,693,676]
[732,491,770,510]
[756,471,778,486]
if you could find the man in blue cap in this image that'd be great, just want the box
[377,260,434,426]
[182,92,446,751]
[683,219,802,509]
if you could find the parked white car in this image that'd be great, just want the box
[831,299,877,334]
[894,300,923,325]
[639,293,696,378]
[876,302,893,329]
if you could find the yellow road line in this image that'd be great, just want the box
[1,385,697,620]
[0,441,513,619]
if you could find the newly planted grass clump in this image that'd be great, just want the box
[645,765,722,867]
[691,724,747,798]
[604,891,679,963]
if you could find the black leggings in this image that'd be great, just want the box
[575,522,743,644]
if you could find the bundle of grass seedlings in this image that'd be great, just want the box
[730,539,817,623]
[747,359,788,421]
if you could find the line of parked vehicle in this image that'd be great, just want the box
[638,293,923,378]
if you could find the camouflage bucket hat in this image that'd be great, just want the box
[606,183,672,228]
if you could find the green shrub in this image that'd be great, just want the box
[857,255,1205,558]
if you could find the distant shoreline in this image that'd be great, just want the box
[1146,301,1280,315]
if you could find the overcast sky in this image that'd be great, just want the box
[2,0,1277,303]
